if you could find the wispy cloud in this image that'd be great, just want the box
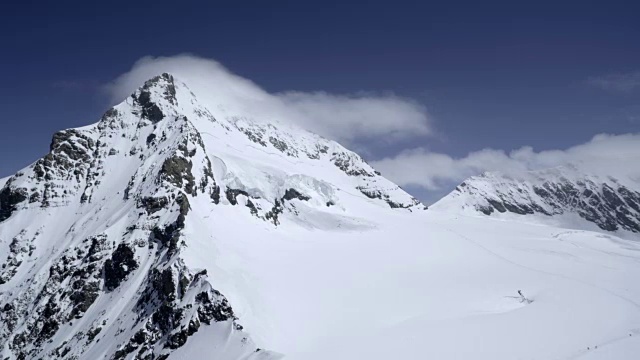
[372,133,640,191]
[587,71,640,93]
[103,54,432,146]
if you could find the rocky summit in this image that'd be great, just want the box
[0,73,422,360]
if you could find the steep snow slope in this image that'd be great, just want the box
[0,73,421,360]
[1,73,639,360]
[181,200,640,360]
[432,166,640,236]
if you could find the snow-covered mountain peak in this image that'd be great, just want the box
[0,73,425,359]
[2,72,640,360]
[2,71,423,221]
[433,165,640,234]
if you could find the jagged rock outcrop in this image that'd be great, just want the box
[0,71,422,359]
[0,74,277,359]
[434,167,640,233]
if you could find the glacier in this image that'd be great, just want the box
[0,73,639,359]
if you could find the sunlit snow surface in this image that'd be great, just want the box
[184,203,640,359]
[0,73,638,359]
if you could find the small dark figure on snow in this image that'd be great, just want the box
[517,290,532,304]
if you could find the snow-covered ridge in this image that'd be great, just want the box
[0,73,423,359]
[432,165,640,234]
[2,73,640,360]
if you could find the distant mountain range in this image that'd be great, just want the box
[433,165,640,234]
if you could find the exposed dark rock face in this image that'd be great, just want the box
[224,186,324,225]
[97,107,121,131]
[225,188,264,218]
[305,144,329,160]
[175,193,190,225]
[211,184,221,204]
[160,156,195,194]
[358,187,380,200]
[138,88,163,122]
[332,152,375,177]
[236,124,267,147]
[133,73,177,123]
[246,199,259,216]
[225,186,316,226]
[283,188,310,201]
[386,198,421,209]
[138,196,170,214]
[108,178,242,359]
[265,199,284,226]
[123,176,135,200]
[146,133,157,145]
[0,73,279,359]
[0,230,36,284]
[35,129,96,182]
[69,280,100,318]
[22,127,103,209]
[0,234,112,359]
[357,186,420,209]
[104,243,139,291]
[149,193,190,255]
[225,188,251,205]
[269,136,299,157]
[0,183,28,222]
[200,156,221,203]
[153,221,186,256]
[115,251,240,359]
[195,289,236,324]
[457,174,640,233]
[269,136,289,153]
[244,130,267,146]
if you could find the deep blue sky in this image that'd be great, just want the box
[1,1,639,181]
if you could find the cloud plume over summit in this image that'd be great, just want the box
[103,54,431,146]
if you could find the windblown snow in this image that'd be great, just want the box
[0,73,639,360]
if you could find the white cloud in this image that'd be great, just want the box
[372,133,640,191]
[587,71,640,93]
[103,54,431,144]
